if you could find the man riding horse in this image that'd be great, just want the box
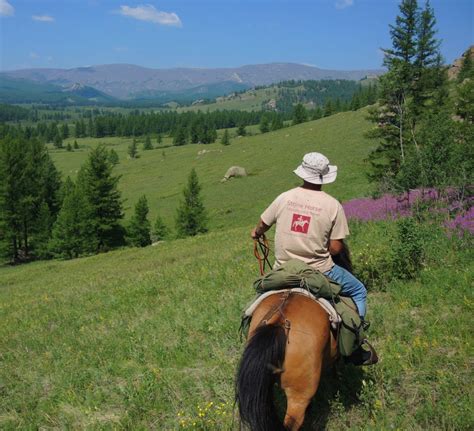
[251,152,377,366]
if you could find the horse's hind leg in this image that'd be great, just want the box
[283,392,311,431]
[282,362,323,430]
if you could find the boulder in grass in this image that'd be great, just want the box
[221,166,247,182]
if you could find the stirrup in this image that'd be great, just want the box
[360,339,378,365]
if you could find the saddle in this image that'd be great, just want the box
[244,288,341,328]
[242,259,366,357]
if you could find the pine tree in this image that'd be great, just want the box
[292,103,308,124]
[0,136,61,261]
[0,137,26,261]
[74,140,79,149]
[128,138,138,158]
[271,115,284,131]
[153,215,169,241]
[175,169,208,238]
[61,123,70,140]
[412,0,444,115]
[143,135,153,150]
[259,115,270,133]
[190,119,203,144]
[77,145,124,252]
[383,0,418,84]
[323,99,334,117]
[53,133,63,148]
[220,129,230,146]
[108,148,119,165]
[66,143,72,152]
[127,195,152,247]
[236,124,247,136]
[173,127,188,146]
[49,177,95,259]
[367,0,448,194]
[312,107,323,120]
[156,134,163,145]
[367,0,421,191]
[350,92,361,110]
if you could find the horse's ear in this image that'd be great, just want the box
[333,241,353,273]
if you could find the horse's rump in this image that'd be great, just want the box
[236,292,337,431]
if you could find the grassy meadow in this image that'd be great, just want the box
[52,109,374,232]
[1,107,472,430]
[1,221,472,429]
[177,87,279,113]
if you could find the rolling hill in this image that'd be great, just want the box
[49,109,375,230]
[0,76,116,105]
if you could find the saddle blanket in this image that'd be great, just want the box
[244,288,341,329]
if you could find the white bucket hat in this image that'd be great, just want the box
[293,152,338,184]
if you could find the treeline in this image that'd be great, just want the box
[367,0,473,196]
[0,103,75,123]
[0,104,31,122]
[0,135,208,263]
[271,79,377,112]
[0,109,290,145]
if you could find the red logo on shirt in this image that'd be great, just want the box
[291,214,311,233]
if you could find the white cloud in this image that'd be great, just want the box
[30,52,39,59]
[335,0,354,10]
[118,4,181,27]
[0,0,14,16]
[32,15,55,22]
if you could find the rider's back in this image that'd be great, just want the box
[261,187,348,273]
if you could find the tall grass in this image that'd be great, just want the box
[1,220,472,429]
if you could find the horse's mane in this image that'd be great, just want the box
[332,240,353,273]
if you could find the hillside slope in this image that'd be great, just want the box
[51,109,375,230]
[0,76,116,104]
[1,222,471,429]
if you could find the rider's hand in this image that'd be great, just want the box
[251,228,260,240]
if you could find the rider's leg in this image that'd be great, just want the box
[324,264,367,318]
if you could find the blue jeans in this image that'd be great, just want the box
[324,264,367,318]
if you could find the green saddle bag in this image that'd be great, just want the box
[253,258,341,299]
[333,296,365,357]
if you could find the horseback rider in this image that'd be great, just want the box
[251,152,377,366]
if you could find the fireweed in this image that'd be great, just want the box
[342,188,473,237]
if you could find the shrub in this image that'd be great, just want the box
[392,217,424,280]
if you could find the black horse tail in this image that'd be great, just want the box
[236,323,287,431]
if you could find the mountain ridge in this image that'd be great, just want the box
[1,62,384,99]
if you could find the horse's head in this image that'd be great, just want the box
[332,240,353,273]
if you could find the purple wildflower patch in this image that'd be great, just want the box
[342,188,473,236]
[444,206,474,237]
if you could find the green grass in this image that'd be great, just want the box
[0,221,472,429]
[51,109,375,233]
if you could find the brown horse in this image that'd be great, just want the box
[235,291,338,430]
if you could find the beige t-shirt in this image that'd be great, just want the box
[261,187,349,273]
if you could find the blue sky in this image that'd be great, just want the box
[0,0,472,71]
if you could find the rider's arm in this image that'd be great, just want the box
[329,239,344,255]
[251,219,270,239]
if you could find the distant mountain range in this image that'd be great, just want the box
[0,76,116,105]
[1,63,383,101]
